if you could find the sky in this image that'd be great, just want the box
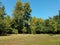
[0,0,60,19]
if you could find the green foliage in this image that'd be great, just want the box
[53,11,60,33]
[30,17,37,34]
[0,1,60,35]
[49,18,57,33]
[44,18,58,33]
[12,28,18,34]
[4,15,11,29]
[36,18,45,33]
[23,2,32,34]
[0,4,6,35]
[30,25,36,34]
[12,0,24,33]
[0,6,5,18]
[22,27,27,33]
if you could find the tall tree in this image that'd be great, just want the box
[23,2,32,33]
[53,10,60,33]
[30,16,37,34]
[0,2,6,35]
[12,0,23,33]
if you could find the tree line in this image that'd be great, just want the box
[0,0,60,35]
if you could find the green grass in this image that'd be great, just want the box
[0,34,60,45]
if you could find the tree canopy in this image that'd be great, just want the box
[0,1,60,35]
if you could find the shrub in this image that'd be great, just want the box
[12,28,18,34]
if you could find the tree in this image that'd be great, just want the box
[48,18,57,33]
[30,16,37,34]
[53,10,60,33]
[12,0,23,33]
[44,19,50,33]
[4,15,12,34]
[23,2,32,34]
[0,3,6,35]
[36,18,44,33]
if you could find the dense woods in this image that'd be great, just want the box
[0,0,60,35]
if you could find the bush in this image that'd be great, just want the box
[12,28,18,34]
[22,27,27,34]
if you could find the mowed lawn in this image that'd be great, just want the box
[0,34,60,45]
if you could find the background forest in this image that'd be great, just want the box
[0,0,60,35]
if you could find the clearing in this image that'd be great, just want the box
[0,34,60,45]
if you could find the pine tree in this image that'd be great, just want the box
[23,2,32,33]
[12,0,23,33]
[0,2,6,35]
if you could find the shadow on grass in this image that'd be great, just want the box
[56,42,60,45]
[0,34,12,36]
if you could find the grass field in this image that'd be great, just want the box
[0,34,60,45]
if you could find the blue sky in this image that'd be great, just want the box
[0,0,60,19]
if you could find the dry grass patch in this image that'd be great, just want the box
[0,34,60,45]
